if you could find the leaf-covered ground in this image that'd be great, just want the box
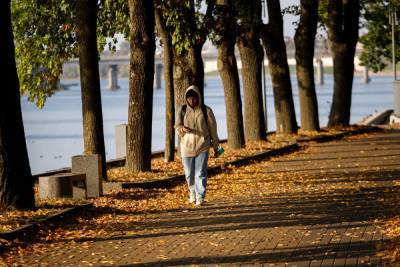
[107,128,344,183]
[0,188,88,233]
[2,126,398,266]
[377,179,400,263]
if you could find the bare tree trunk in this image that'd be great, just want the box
[0,0,35,209]
[261,0,297,135]
[236,1,265,141]
[172,51,191,158]
[173,51,193,108]
[327,0,359,127]
[173,45,205,106]
[329,43,356,126]
[155,8,175,162]
[192,45,204,100]
[294,0,320,131]
[237,34,266,141]
[216,0,245,149]
[126,0,155,172]
[76,0,108,180]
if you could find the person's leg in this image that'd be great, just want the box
[182,156,196,201]
[194,152,209,203]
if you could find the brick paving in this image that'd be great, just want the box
[7,129,400,266]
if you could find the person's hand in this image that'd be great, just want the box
[180,126,191,135]
[213,147,218,157]
[183,126,192,133]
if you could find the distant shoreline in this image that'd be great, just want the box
[61,71,397,80]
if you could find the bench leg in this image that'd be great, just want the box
[72,180,87,199]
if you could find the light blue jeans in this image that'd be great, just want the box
[182,152,209,201]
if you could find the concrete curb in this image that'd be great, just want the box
[357,109,394,126]
[0,203,92,241]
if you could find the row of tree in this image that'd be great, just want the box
[1,0,399,210]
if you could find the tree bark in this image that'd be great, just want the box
[126,0,155,172]
[216,0,245,149]
[172,48,205,105]
[235,0,266,141]
[155,8,175,162]
[76,0,108,180]
[327,0,359,127]
[261,0,297,135]
[173,51,193,108]
[237,29,266,141]
[173,47,205,107]
[192,45,204,99]
[0,0,35,210]
[294,0,320,131]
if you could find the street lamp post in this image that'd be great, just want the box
[391,3,400,122]
[391,4,397,81]
[262,59,268,130]
[261,0,268,131]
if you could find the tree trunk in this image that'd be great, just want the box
[155,8,175,162]
[76,0,108,180]
[327,0,359,127]
[173,51,193,108]
[237,34,266,141]
[173,47,205,105]
[126,0,155,172]
[172,51,190,158]
[0,0,35,210]
[294,0,320,131]
[328,43,356,126]
[192,45,204,100]
[216,0,245,149]
[261,0,297,135]
[235,0,265,141]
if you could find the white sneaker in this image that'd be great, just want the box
[195,198,204,206]
[189,193,196,204]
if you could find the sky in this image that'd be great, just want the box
[277,0,299,37]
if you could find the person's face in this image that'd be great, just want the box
[187,96,199,108]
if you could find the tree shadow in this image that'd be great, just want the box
[53,184,398,245]
[117,240,388,266]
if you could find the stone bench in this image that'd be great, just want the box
[72,154,102,197]
[39,173,87,199]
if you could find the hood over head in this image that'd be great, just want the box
[185,85,202,106]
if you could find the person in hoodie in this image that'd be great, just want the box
[175,85,219,206]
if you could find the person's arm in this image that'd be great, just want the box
[207,107,219,153]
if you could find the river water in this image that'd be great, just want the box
[22,75,395,174]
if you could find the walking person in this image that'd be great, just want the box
[175,85,220,206]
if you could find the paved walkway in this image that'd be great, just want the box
[7,129,400,266]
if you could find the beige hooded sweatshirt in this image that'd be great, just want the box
[175,85,219,157]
